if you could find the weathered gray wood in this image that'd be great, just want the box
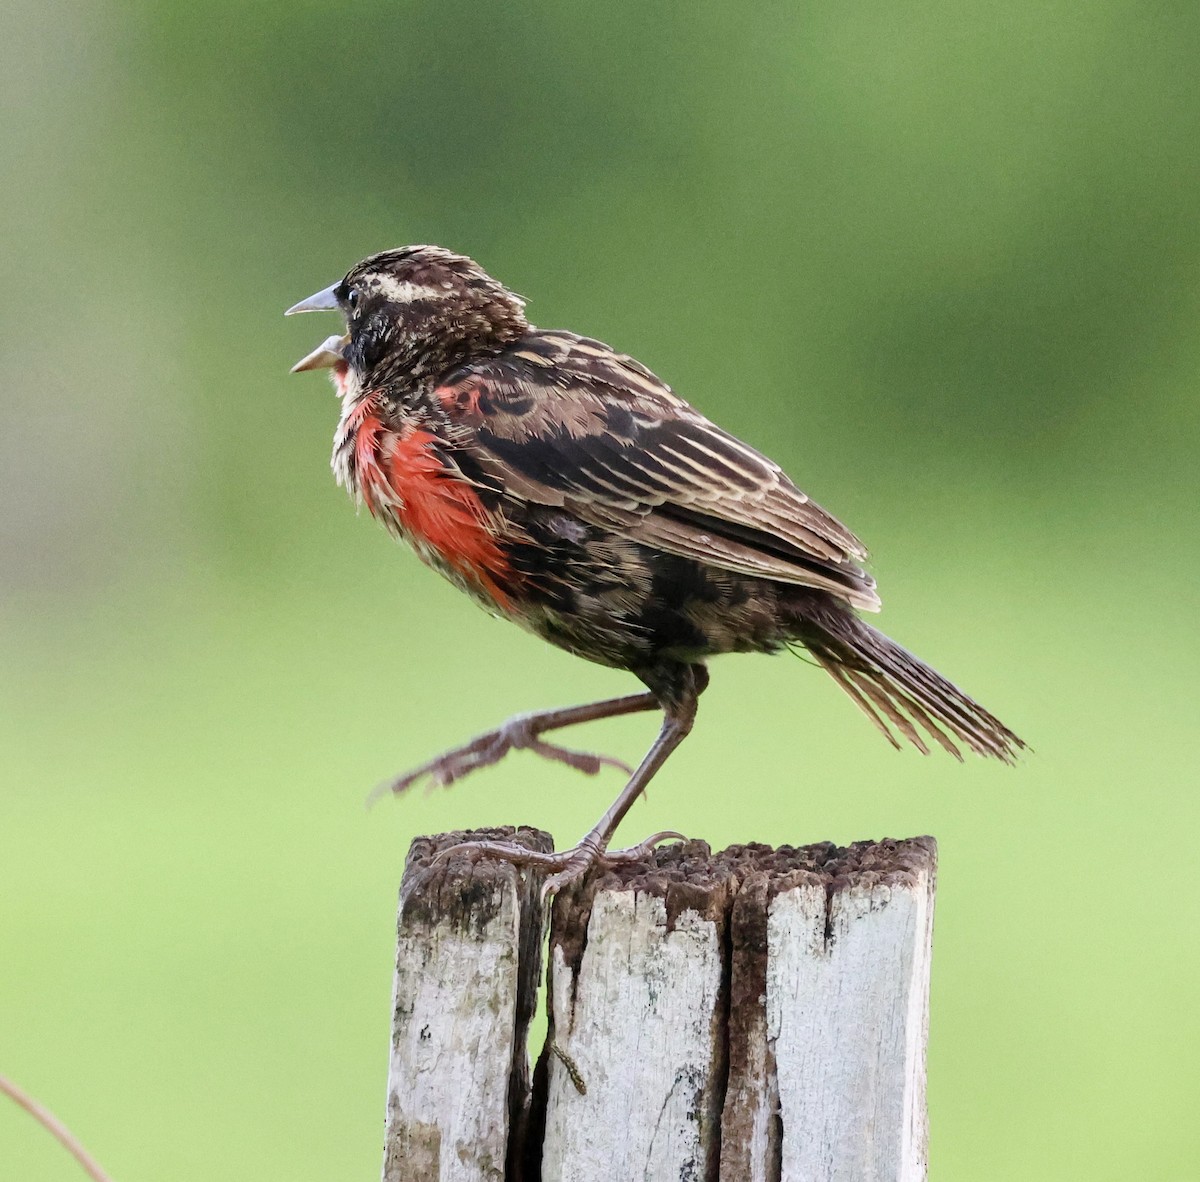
[769,845,935,1182]
[382,833,936,1182]
[541,852,733,1180]
[720,838,937,1182]
[381,827,551,1182]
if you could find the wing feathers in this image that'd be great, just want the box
[436,331,879,610]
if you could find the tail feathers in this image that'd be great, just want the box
[802,613,1025,764]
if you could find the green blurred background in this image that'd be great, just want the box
[3,1,1198,1178]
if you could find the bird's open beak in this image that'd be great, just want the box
[290,332,350,373]
[286,283,348,373]
[285,283,341,316]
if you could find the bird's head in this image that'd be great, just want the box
[286,245,529,391]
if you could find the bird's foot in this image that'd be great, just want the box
[540,830,687,898]
[430,829,687,900]
[374,714,634,800]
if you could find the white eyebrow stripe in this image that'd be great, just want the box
[374,276,454,303]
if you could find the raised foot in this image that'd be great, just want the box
[433,830,688,899]
[373,714,634,801]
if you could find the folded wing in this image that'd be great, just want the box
[434,331,881,612]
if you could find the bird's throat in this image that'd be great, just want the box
[331,359,351,400]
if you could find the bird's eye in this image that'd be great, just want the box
[345,287,360,310]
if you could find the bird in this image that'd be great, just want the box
[286,245,1023,894]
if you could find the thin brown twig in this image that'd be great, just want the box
[0,1072,116,1182]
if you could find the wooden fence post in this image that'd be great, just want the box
[382,832,937,1182]
[381,826,553,1182]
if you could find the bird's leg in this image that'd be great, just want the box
[540,701,696,896]
[379,692,659,798]
[431,664,705,897]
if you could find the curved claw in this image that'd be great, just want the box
[369,743,497,805]
[605,830,688,861]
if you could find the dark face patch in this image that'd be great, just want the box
[339,246,530,390]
